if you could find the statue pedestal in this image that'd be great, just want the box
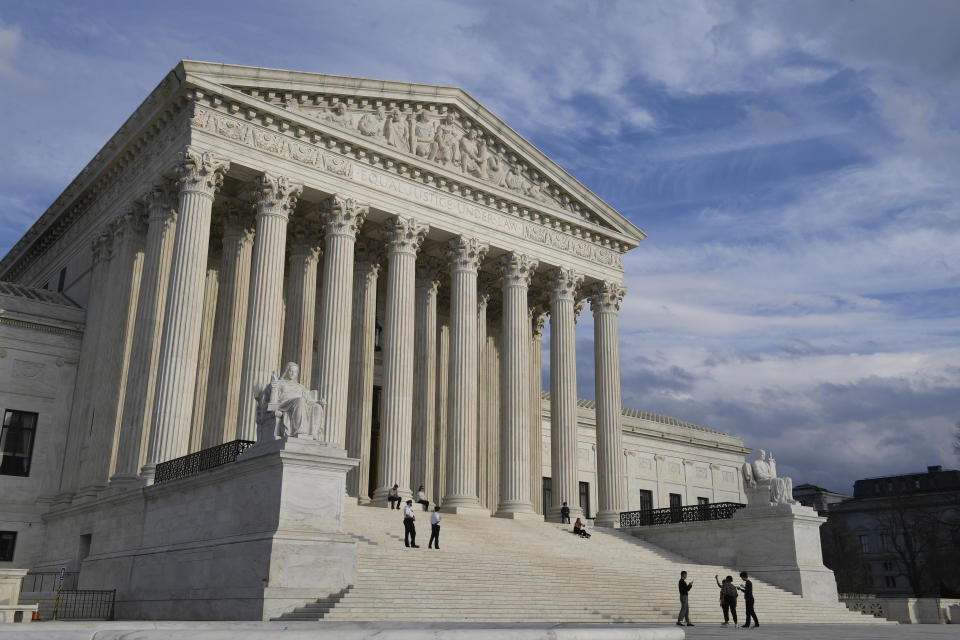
[729,503,839,603]
[625,502,839,603]
[42,438,358,621]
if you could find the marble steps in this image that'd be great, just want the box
[288,502,884,624]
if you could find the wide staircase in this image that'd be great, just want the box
[275,500,885,624]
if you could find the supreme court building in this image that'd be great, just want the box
[0,63,749,610]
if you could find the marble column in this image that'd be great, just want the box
[345,237,381,500]
[60,233,113,496]
[235,173,303,441]
[111,184,177,484]
[410,256,442,501]
[188,247,221,452]
[548,267,584,521]
[475,285,490,509]
[530,308,548,515]
[432,315,449,505]
[79,209,146,492]
[443,236,489,514]
[374,217,428,503]
[495,253,539,518]
[200,209,254,447]
[486,330,501,512]
[315,195,368,448]
[590,281,627,527]
[281,220,322,388]
[143,148,230,482]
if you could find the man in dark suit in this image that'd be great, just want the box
[677,571,694,626]
[739,571,759,628]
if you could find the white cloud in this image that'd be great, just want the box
[0,21,21,78]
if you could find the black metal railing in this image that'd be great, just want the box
[53,589,115,620]
[21,571,79,592]
[619,502,745,528]
[154,439,254,484]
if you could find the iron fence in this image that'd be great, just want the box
[21,571,79,592]
[619,502,745,528]
[53,589,115,620]
[154,439,254,484]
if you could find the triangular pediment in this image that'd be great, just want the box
[181,61,645,246]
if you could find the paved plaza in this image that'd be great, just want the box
[2,621,958,639]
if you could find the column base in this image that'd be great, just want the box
[108,473,145,493]
[593,510,622,528]
[140,463,157,486]
[441,498,490,517]
[493,508,543,521]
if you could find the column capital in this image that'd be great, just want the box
[144,180,178,226]
[252,172,303,221]
[530,306,549,338]
[110,206,147,240]
[589,281,627,313]
[448,235,488,272]
[91,230,113,264]
[548,267,583,302]
[386,216,429,255]
[288,216,323,257]
[177,146,230,198]
[499,253,539,288]
[573,297,586,323]
[323,194,369,238]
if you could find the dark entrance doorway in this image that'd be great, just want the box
[367,386,382,500]
[579,481,590,519]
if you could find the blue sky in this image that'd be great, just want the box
[1,1,958,492]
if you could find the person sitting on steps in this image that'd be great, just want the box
[387,483,401,509]
[573,517,591,538]
[416,485,430,511]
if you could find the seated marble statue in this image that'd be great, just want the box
[741,449,796,507]
[255,362,326,442]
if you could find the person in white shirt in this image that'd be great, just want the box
[403,500,419,548]
[428,505,441,549]
[387,483,401,509]
[416,484,430,511]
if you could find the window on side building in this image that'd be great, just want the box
[858,534,870,553]
[0,409,38,477]
[0,531,16,561]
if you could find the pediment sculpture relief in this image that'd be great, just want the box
[242,90,602,226]
[255,362,327,443]
[741,449,797,507]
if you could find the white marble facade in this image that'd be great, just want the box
[0,62,748,578]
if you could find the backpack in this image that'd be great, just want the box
[722,582,738,600]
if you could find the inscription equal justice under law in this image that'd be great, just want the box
[354,166,622,269]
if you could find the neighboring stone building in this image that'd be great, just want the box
[0,283,84,597]
[0,61,752,617]
[827,466,960,597]
[794,483,851,515]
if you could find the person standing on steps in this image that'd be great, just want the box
[560,501,570,524]
[416,485,430,511]
[388,483,401,509]
[677,571,694,627]
[739,571,759,628]
[428,505,441,549]
[403,499,419,547]
[716,574,738,626]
